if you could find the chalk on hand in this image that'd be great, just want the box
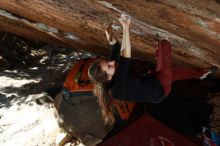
[120,13,131,21]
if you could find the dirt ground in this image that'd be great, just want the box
[0,34,219,145]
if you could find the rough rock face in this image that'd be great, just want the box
[0,0,220,72]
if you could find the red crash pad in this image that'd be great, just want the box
[99,113,199,146]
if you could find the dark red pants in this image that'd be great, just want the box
[154,40,205,96]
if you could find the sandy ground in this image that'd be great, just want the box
[0,40,93,146]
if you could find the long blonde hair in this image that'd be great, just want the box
[88,60,115,125]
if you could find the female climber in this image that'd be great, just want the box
[88,14,217,124]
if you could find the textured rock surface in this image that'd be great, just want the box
[0,0,220,72]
